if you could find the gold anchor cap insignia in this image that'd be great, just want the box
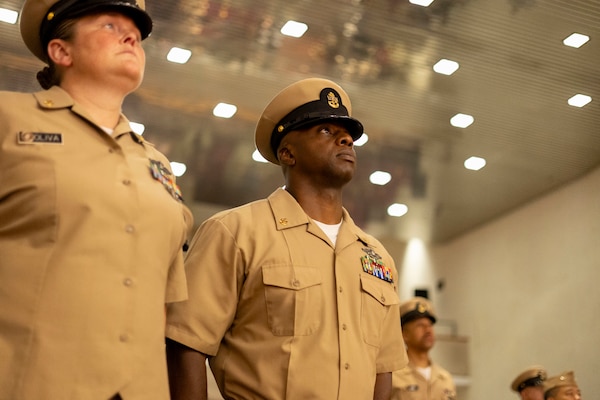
[326,91,340,108]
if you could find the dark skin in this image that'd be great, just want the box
[166,121,392,400]
[166,338,208,400]
[278,120,356,223]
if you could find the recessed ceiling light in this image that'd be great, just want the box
[369,171,392,186]
[354,133,369,147]
[567,94,592,108]
[450,113,474,128]
[281,20,308,38]
[213,103,237,118]
[170,161,187,177]
[433,59,459,75]
[0,8,18,24]
[129,122,145,135]
[464,156,486,171]
[387,203,408,217]
[252,149,268,163]
[167,47,192,64]
[409,0,435,6]
[562,33,590,48]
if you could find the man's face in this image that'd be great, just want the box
[548,385,582,400]
[519,386,544,400]
[283,121,356,186]
[402,317,435,352]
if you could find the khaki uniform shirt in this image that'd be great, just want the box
[167,188,408,399]
[0,86,191,400]
[391,361,456,400]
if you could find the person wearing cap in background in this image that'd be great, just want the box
[0,1,192,399]
[511,365,547,400]
[543,371,582,400]
[391,297,456,400]
[165,78,408,400]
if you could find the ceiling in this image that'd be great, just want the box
[1,0,599,244]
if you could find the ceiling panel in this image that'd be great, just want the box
[1,0,598,243]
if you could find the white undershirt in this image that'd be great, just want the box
[416,366,432,381]
[100,126,114,135]
[313,219,342,246]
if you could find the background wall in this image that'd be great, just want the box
[390,165,600,399]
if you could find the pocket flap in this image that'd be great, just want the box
[360,274,399,306]
[262,265,321,290]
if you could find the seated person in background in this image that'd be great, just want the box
[543,371,582,400]
[511,365,547,400]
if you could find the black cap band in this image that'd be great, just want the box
[517,376,544,392]
[401,310,437,326]
[269,87,363,159]
[40,0,152,51]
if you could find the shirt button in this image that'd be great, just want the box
[380,296,386,303]
[125,224,135,233]
[342,324,347,331]
[108,148,115,153]
[119,334,129,342]
[344,363,350,370]
[292,279,300,287]
[122,179,131,186]
[338,286,343,293]
[123,278,133,287]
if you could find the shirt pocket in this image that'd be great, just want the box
[262,265,322,336]
[0,140,59,247]
[360,274,399,347]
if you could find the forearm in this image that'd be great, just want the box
[166,338,209,400]
[373,372,392,400]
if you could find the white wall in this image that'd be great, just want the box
[390,165,600,400]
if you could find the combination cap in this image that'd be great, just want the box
[255,78,363,165]
[20,0,152,61]
[511,365,547,392]
[399,297,437,326]
[543,371,578,395]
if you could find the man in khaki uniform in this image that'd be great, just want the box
[391,297,456,400]
[166,78,407,400]
[0,1,191,399]
[511,365,547,400]
[543,371,582,400]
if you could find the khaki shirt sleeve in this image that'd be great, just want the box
[164,203,194,303]
[144,145,192,304]
[166,215,242,355]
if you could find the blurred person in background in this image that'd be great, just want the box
[544,371,582,400]
[511,365,547,400]
[391,297,456,400]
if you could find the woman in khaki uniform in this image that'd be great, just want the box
[166,78,408,400]
[0,1,191,399]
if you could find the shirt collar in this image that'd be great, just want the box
[33,86,137,139]
[267,187,373,247]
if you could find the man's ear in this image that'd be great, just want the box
[47,38,73,67]
[278,144,296,166]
